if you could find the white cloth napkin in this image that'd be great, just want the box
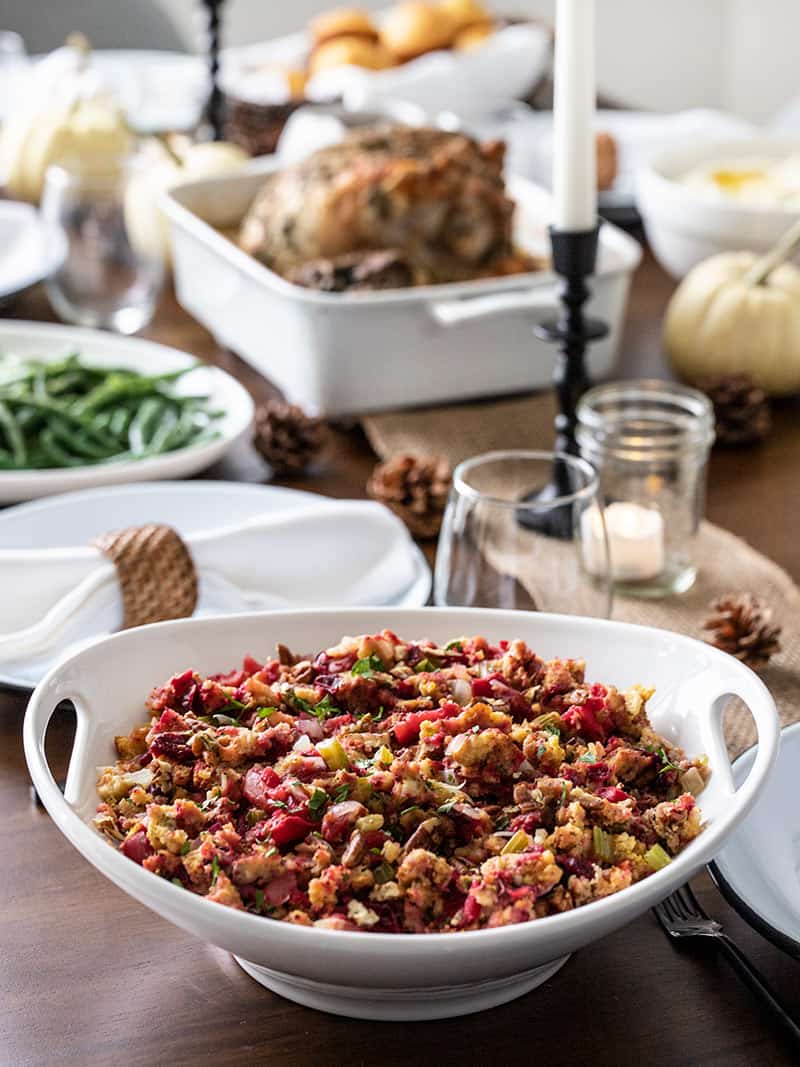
[0,499,421,665]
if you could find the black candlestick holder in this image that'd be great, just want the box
[521,224,609,537]
[201,0,226,140]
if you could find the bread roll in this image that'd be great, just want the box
[380,2,456,61]
[310,7,378,45]
[438,0,490,32]
[453,22,493,51]
[309,36,395,76]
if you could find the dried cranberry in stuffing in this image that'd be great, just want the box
[243,765,281,808]
[120,830,153,865]
[559,855,594,880]
[509,812,542,834]
[150,732,194,763]
[267,812,315,848]
[597,786,632,803]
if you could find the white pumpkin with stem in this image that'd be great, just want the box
[124,137,249,267]
[0,35,131,203]
[663,218,800,396]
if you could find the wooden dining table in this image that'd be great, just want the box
[2,239,799,1067]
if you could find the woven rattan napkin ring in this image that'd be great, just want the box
[92,524,198,630]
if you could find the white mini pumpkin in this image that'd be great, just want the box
[663,249,800,396]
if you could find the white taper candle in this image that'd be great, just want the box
[552,0,597,231]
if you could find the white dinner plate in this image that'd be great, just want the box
[0,203,66,304]
[0,321,254,503]
[0,481,432,692]
[709,721,800,959]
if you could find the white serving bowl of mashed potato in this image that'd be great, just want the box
[637,135,800,279]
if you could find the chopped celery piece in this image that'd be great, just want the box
[592,825,615,863]
[373,861,395,884]
[415,658,437,673]
[644,844,672,870]
[501,830,529,854]
[680,767,706,796]
[317,737,349,771]
[532,711,562,733]
[356,813,384,833]
[351,777,373,804]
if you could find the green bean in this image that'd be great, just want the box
[108,407,133,438]
[0,400,26,465]
[49,418,118,461]
[147,407,180,454]
[39,429,87,468]
[128,397,165,455]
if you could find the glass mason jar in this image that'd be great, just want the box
[576,380,715,598]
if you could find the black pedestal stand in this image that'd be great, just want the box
[521,224,609,537]
[201,0,226,140]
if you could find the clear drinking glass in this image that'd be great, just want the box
[434,450,612,617]
[41,157,164,334]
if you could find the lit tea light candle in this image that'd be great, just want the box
[582,502,666,582]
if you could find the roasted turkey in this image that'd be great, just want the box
[238,125,540,289]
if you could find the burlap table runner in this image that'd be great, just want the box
[363,394,800,754]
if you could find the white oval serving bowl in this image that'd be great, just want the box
[0,321,254,502]
[25,607,779,1020]
[637,135,800,279]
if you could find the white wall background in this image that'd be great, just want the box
[161,0,800,123]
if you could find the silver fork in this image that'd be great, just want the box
[653,883,800,1048]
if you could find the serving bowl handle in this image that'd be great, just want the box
[700,669,781,799]
[428,286,559,327]
[24,678,93,810]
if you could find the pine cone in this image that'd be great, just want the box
[367,453,452,539]
[703,593,782,670]
[253,402,326,476]
[701,374,771,446]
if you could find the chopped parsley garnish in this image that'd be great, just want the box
[577,752,597,764]
[311,694,338,721]
[352,654,385,677]
[211,856,220,885]
[308,787,328,817]
[286,689,314,713]
[444,640,463,652]
[400,805,420,816]
[536,745,547,759]
[264,847,278,858]
[373,861,395,884]
[495,814,510,831]
[181,840,191,855]
[333,784,351,803]
[254,889,265,910]
[542,723,561,736]
[212,713,240,727]
[221,697,246,711]
[437,796,459,814]
[415,658,436,673]
[658,747,680,775]
[560,782,568,806]
[256,706,274,719]
[371,705,387,721]
[271,799,288,810]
